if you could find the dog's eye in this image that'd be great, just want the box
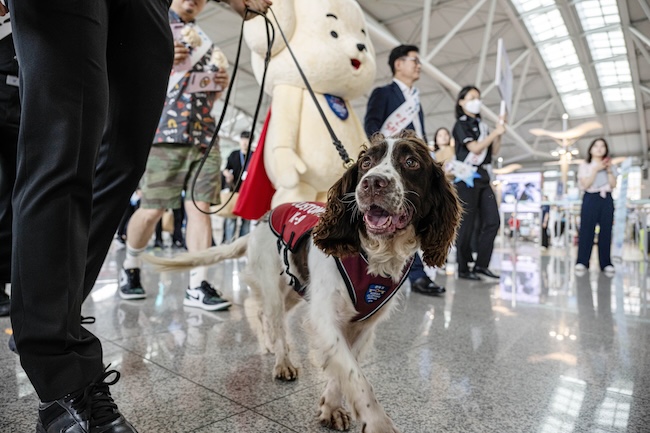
[361,159,372,169]
[405,158,419,169]
[361,29,366,36]
[330,31,338,38]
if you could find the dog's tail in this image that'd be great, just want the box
[142,234,249,272]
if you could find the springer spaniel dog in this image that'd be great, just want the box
[147,132,461,432]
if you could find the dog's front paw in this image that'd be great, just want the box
[273,361,298,381]
[361,417,400,433]
[318,405,351,431]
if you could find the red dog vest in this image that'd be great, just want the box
[269,202,414,322]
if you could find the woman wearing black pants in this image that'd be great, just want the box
[452,86,505,281]
[576,138,617,273]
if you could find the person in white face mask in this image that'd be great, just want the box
[452,85,505,281]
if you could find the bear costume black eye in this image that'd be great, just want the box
[330,31,338,38]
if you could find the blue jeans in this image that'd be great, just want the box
[577,192,614,270]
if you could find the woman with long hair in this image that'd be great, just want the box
[433,126,455,166]
[576,138,617,273]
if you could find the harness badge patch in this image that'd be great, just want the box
[324,94,349,120]
[365,284,387,303]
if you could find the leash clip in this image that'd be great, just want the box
[343,159,355,169]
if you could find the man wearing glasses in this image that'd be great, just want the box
[364,44,446,296]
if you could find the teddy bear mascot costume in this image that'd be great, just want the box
[234,0,376,219]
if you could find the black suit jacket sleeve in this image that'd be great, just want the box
[364,86,389,138]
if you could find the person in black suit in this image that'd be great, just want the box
[0,12,18,318]
[364,44,445,297]
[222,130,253,242]
[4,0,173,431]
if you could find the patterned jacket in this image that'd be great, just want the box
[153,10,219,147]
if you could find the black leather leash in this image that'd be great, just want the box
[190,7,273,215]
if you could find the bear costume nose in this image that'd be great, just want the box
[357,43,366,52]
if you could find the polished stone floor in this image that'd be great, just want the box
[1,237,649,432]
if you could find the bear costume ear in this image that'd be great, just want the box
[244,0,295,57]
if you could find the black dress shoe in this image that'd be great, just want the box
[458,271,482,281]
[36,394,90,433]
[37,368,139,433]
[411,277,446,296]
[473,266,500,279]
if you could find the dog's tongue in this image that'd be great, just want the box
[366,207,390,227]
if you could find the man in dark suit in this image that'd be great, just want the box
[364,44,445,296]
[222,130,253,242]
[0,10,18,318]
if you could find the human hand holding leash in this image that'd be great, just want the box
[222,0,272,19]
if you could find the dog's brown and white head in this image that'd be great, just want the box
[313,131,461,268]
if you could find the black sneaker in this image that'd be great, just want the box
[119,268,146,300]
[36,367,138,433]
[184,281,231,311]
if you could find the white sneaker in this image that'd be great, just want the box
[575,263,587,271]
[184,281,232,311]
[603,265,615,273]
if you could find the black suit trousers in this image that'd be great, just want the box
[455,180,500,273]
[0,81,19,284]
[9,0,173,401]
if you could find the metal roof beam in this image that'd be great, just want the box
[425,0,489,62]
[510,53,532,122]
[498,0,565,115]
[513,97,556,129]
[638,0,650,22]
[631,32,650,67]
[475,0,498,87]
[420,0,433,55]
[620,1,649,162]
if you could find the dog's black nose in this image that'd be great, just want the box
[357,43,366,52]
[362,175,388,195]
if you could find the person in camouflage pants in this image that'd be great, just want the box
[120,0,271,310]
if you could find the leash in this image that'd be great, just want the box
[190,7,273,215]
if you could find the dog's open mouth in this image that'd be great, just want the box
[351,59,361,70]
[363,205,411,235]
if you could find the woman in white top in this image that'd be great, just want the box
[576,138,617,273]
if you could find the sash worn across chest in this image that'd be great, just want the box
[269,202,414,322]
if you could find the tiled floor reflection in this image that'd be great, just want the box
[1,239,649,432]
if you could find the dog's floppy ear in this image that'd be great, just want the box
[313,156,362,258]
[419,164,462,267]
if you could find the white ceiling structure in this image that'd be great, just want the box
[198,0,650,170]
